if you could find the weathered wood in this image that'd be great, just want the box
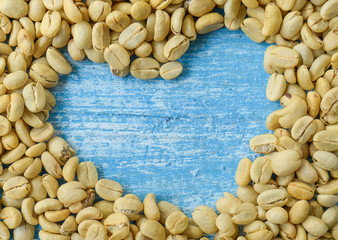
[49,28,279,216]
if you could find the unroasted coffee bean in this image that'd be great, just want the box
[215,213,236,236]
[143,193,160,221]
[267,150,302,176]
[41,151,62,179]
[195,12,224,34]
[165,211,188,234]
[241,18,266,43]
[313,130,338,152]
[313,151,338,170]
[192,206,218,234]
[57,181,87,205]
[231,202,257,225]
[266,207,288,224]
[266,74,287,101]
[270,47,300,68]
[3,176,31,199]
[88,0,111,22]
[47,136,76,165]
[29,63,59,88]
[262,3,282,36]
[0,0,28,19]
[158,201,181,225]
[250,134,277,154]
[154,10,170,42]
[104,44,130,71]
[302,216,328,237]
[160,62,183,80]
[257,189,288,210]
[40,10,61,38]
[22,82,46,113]
[46,47,72,75]
[77,161,98,189]
[140,219,165,240]
[95,179,123,201]
[114,196,143,221]
[130,57,160,80]
[119,23,147,50]
[3,71,28,90]
[187,0,215,17]
[287,181,315,200]
[86,223,107,240]
[73,21,92,50]
[104,212,130,238]
[164,34,189,61]
[0,207,22,229]
[250,157,273,184]
[106,10,130,33]
[8,157,33,175]
[291,116,316,144]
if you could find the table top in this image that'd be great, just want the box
[49,27,279,215]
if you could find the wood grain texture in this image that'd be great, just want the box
[47,28,279,218]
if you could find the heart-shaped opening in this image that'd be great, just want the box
[50,28,279,210]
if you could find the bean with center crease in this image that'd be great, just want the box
[22,82,46,113]
[270,47,300,68]
[29,63,59,88]
[95,179,123,201]
[40,10,61,38]
[241,18,266,43]
[119,23,147,50]
[3,176,31,200]
[160,62,183,80]
[130,57,160,80]
[77,161,98,189]
[164,34,190,61]
[257,189,288,210]
[104,44,130,71]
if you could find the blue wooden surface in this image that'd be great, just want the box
[49,28,280,217]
